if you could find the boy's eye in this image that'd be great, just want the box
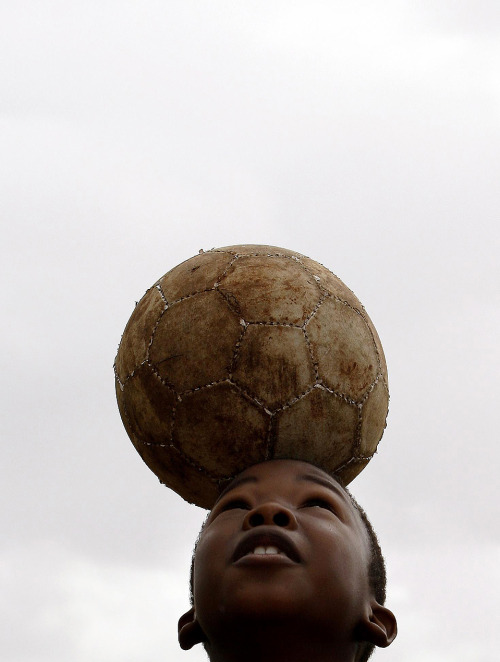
[302,498,338,515]
[220,499,251,512]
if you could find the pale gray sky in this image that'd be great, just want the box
[1,2,499,661]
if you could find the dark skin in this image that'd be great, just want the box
[179,460,397,662]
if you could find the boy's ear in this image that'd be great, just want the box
[178,607,206,650]
[357,600,397,649]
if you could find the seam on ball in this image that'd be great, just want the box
[146,305,168,363]
[228,378,271,412]
[167,442,223,481]
[271,384,316,414]
[147,361,178,393]
[114,358,150,388]
[314,383,359,407]
[359,373,382,404]
[229,323,248,376]
[113,363,125,390]
[155,283,169,306]
[215,284,242,317]
[243,320,303,328]
[178,378,230,397]
[302,292,328,328]
[165,288,215,307]
[302,326,320,382]
[335,454,373,473]
[213,253,239,284]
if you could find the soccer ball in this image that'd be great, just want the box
[114,245,388,508]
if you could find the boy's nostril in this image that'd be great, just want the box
[273,512,289,527]
[249,512,265,527]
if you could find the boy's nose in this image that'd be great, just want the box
[242,502,298,530]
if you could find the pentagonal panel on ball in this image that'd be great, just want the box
[174,382,269,477]
[149,290,241,392]
[117,364,176,447]
[274,387,358,474]
[157,251,234,303]
[219,256,321,325]
[232,324,315,411]
[115,286,166,384]
[306,297,378,401]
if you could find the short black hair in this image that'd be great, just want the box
[189,480,387,662]
[345,488,386,662]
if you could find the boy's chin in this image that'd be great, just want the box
[214,588,353,637]
[224,592,302,623]
[218,573,311,622]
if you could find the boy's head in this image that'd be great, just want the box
[178,459,397,662]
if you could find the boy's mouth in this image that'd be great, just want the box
[249,545,283,556]
[232,530,301,564]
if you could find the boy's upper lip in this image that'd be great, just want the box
[231,529,301,563]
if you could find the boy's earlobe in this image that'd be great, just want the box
[357,601,397,649]
[178,607,206,650]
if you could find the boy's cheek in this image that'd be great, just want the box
[196,523,233,566]
[193,531,232,597]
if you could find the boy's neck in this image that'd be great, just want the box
[205,621,359,662]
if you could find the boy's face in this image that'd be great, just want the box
[190,459,374,646]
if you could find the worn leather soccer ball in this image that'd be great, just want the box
[114,245,388,508]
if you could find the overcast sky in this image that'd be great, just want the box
[1,2,499,661]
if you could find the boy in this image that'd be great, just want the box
[178,459,397,662]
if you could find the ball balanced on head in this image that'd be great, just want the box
[114,245,389,508]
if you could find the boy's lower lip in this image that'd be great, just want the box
[233,554,299,567]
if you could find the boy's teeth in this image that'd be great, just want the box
[252,545,281,555]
